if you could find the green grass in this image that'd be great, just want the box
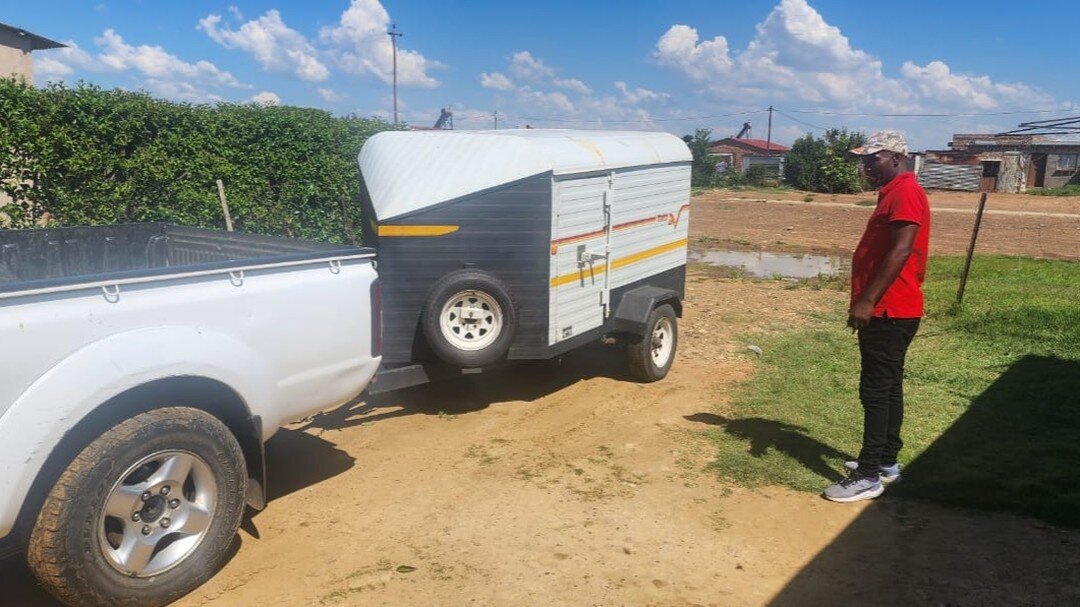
[697,255,1080,526]
[1026,184,1080,196]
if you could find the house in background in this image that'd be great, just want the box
[0,22,65,85]
[1,23,65,221]
[708,137,789,176]
[920,119,1080,193]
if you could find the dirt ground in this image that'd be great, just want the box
[3,189,1079,606]
[691,188,1080,260]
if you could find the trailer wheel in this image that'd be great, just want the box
[27,407,246,607]
[423,269,517,367]
[626,304,678,382]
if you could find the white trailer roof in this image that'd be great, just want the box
[359,129,692,221]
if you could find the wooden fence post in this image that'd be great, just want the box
[956,192,988,307]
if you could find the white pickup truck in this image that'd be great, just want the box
[0,223,381,606]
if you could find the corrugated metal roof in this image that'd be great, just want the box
[0,22,65,50]
[359,129,691,220]
[1031,135,1080,146]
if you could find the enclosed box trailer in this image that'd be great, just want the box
[359,129,691,382]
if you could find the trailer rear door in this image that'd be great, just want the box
[549,173,612,345]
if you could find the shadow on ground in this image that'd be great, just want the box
[298,342,630,432]
[769,355,1080,606]
[684,413,850,483]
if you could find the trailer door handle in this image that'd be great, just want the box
[576,245,607,267]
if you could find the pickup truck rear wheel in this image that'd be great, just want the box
[626,304,678,382]
[423,269,517,367]
[27,407,246,607]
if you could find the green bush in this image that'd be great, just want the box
[0,79,396,243]
[783,128,866,194]
[745,164,780,187]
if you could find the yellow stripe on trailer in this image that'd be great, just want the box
[549,238,688,288]
[378,225,459,237]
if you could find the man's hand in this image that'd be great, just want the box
[847,299,874,331]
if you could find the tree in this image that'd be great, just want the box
[684,128,716,187]
[783,128,867,193]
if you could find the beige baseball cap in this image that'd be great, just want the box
[850,130,908,156]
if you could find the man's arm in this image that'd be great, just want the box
[848,221,919,330]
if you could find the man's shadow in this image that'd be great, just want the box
[685,413,849,482]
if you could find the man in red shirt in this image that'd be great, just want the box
[824,131,930,503]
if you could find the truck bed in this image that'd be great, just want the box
[0,223,372,295]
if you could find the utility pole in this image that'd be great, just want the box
[493,110,498,130]
[387,24,403,125]
[766,105,774,150]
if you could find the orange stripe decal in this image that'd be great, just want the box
[549,238,688,288]
[550,204,691,254]
[378,225,459,237]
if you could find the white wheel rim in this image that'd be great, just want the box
[439,290,503,351]
[651,317,674,367]
[98,450,218,577]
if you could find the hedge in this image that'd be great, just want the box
[0,80,397,243]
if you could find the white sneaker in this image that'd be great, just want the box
[823,473,885,503]
[844,461,901,484]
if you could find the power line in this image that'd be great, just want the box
[783,107,1065,117]
[775,109,831,132]
[496,108,768,124]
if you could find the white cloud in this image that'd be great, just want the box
[476,51,672,130]
[655,24,733,81]
[897,60,1055,110]
[249,91,280,105]
[509,51,555,82]
[34,41,98,79]
[517,87,575,114]
[31,29,249,102]
[198,10,329,83]
[614,81,668,104]
[228,5,244,21]
[319,0,442,88]
[318,87,346,102]
[654,0,1062,117]
[554,78,591,96]
[95,29,247,89]
[480,72,515,91]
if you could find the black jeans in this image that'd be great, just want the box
[856,316,920,477]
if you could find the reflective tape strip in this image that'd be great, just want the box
[378,225,459,237]
[549,238,687,288]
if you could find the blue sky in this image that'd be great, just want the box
[6,0,1078,149]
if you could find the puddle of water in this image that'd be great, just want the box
[690,250,850,279]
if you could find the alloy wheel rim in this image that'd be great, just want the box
[98,450,217,577]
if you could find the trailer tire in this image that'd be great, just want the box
[626,304,678,382]
[423,270,517,368]
[27,407,246,607]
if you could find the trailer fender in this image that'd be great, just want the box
[611,286,682,337]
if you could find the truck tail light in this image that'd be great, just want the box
[370,277,383,357]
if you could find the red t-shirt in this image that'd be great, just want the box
[850,172,930,318]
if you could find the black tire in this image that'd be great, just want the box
[422,269,517,368]
[626,304,678,382]
[27,407,247,607]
